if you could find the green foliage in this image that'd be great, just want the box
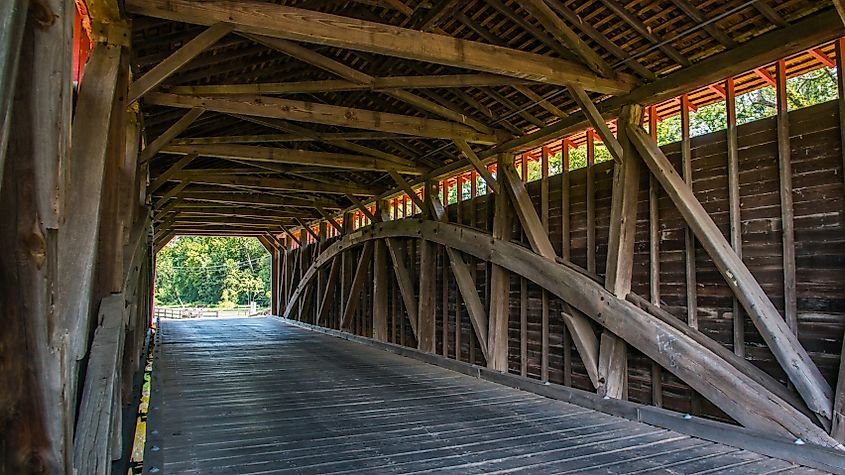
[654,66,838,144]
[155,236,270,307]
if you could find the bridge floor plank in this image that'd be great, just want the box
[149,317,825,474]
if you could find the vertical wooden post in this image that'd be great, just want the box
[442,243,450,357]
[60,42,123,386]
[776,59,797,333]
[417,180,437,353]
[648,105,663,407]
[541,147,550,382]
[488,153,513,371]
[455,175,463,361]
[833,332,845,442]
[316,221,327,322]
[599,104,643,401]
[469,170,478,364]
[280,237,289,316]
[0,0,30,192]
[605,107,643,294]
[391,259,398,343]
[519,159,528,376]
[561,139,572,385]
[561,140,571,262]
[519,277,528,377]
[340,211,353,328]
[373,239,388,341]
[271,243,280,315]
[441,182,449,357]
[341,241,374,331]
[297,231,307,321]
[628,120,833,421]
[586,130,596,274]
[316,255,340,326]
[0,0,73,466]
[838,38,845,190]
[726,77,744,357]
[834,40,845,443]
[95,47,130,303]
[680,94,698,330]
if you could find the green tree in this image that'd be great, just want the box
[155,236,271,307]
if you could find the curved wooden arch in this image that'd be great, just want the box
[283,218,839,448]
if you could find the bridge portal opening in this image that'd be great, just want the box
[154,236,272,319]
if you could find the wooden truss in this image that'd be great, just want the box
[282,218,838,448]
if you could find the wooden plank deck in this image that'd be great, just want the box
[147,317,826,474]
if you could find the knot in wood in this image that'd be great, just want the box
[30,0,57,30]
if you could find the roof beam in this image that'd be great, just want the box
[174,173,375,196]
[148,153,198,194]
[169,206,316,219]
[154,181,189,209]
[139,108,204,164]
[835,0,845,26]
[280,224,301,246]
[542,0,656,80]
[160,143,422,174]
[567,85,622,163]
[454,140,499,194]
[295,217,321,241]
[600,0,690,67]
[174,191,340,209]
[145,92,500,144]
[128,23,233,102]
[667,0,736,48]
[488,9,844,156]
[124,0,633,94]
[228,114,415,167]
[169,229,274,236]
[513,85,568,119]
[167,74,541,95]
[387,171,426,211]
[246,35,499,135]
[521,0,614,77]
[315,205,343,234]
[171,215,293,226]
[171,132,408,145]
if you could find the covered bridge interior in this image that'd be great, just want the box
[4,0,845,473]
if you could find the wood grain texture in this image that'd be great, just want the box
[125,0,633,93]
[282,219,837,446]
[145,92,498,144]
[148,317,828,474]
[627,123,833,422]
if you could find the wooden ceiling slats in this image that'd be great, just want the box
[127,0,634,92]
[127,0,837,233]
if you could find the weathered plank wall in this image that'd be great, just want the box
[286,99,845,425]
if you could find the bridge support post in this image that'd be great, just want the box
[373,201,389,341]
[488,153,513,371]
[417,181,437,352]
[598,104,643,400]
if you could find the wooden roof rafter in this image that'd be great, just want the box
[126,0,635,92]
[127,0,841,239]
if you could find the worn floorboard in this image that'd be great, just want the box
[150,317,825,474]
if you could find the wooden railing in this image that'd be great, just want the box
[153,305,271,319]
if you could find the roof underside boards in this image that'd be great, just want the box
[128,0,842,236]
